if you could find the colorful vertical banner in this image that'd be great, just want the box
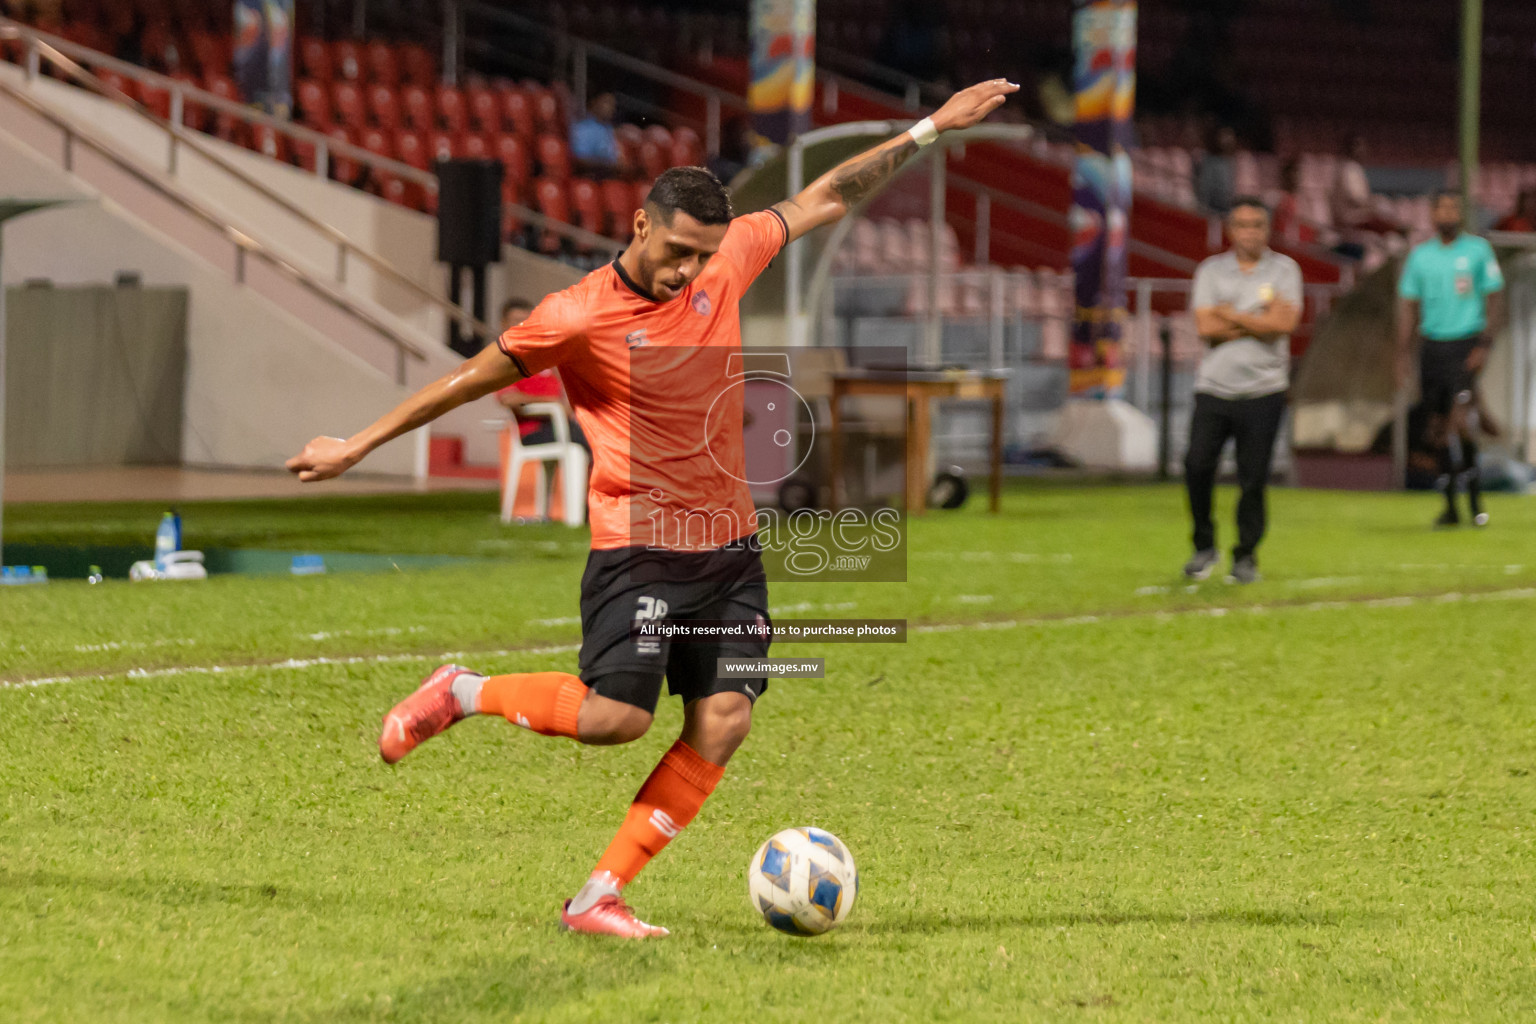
[232,0,294,115]
[1068,0,1136,398]
[749,0,816,145]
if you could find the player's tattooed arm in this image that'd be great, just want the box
[773,79,1017,244]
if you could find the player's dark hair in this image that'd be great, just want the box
[645,167,733,226]
[1229,195,1269,218]
[501,297,535,321]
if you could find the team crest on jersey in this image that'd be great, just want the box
[625,328,649,349]
[692,290,712,316]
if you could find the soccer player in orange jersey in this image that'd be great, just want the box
[287,79,1017,938]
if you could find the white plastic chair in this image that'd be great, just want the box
[497,402,588,527]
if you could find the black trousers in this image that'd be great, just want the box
[1185,390,1287,560]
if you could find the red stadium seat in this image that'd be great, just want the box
[298,37,331,81]
[328,125,360,184]
[614,133,637,174]
[530,88,562,134]
[331,81,365,128]
[568,177,605,238]
[467,84,500,133]
[427,129,460,162]
[500,88,534,139]
[292,131,319,172]
[636,139,667,180]
[395,130,428,170]
[501,182,526,242]
[189,31,228,76]
[367,83,399,130]
[601,178,640,240]
[533,177,570,254]
[436,85,467,133]
[401,85,432,131]
[671,126,702,167]
[360,127,393,160]
[139,79,172,120]
[535,133,570,180]
[399,43,435,87]
[493,133,531,197]
[95,70,140,104]
[461,132,492,160]
[333,40,363,81]
[204,74,243,140]
[251,123,291,163]
[365,40,399,85]
[642,124,673,152]
[295,78,329,126]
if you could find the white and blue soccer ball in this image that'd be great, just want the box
[748,827,858,936]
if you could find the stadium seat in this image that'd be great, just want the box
[428,129,460,162]
[203,74,243,140]
[333,40,363,81]
[139,79,172,120]
[295,78,330,127]
[331,81,366,129]
[636,139,667,180]
[365,40,399,85]
[615,123,644,148]
[360,127,393,161]
[642,125,673,152]
[436,85,468,133]
[328,125,360,184]
[533,177,571,254]
[531,88,562,134]
[292,131,320,173]
[494,134,531,198]
[401,85,432,131]
[614,134,637,174]
[601,178,639,240]
[367,83,400,130]
[670,126,702,168]
[298,37,331,81]
[399,43,435,87]
[461,133,492,160]
[535,134,571,181]
[500,88,535,139]
[502,181,527,241]
[395,130,428,170]
[467,84,501,133]
[95,70,140,104]
[189,31,228,76]
[251,123,291,163]
[568,177,606,238]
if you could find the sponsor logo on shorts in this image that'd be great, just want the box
[634,595,669,655]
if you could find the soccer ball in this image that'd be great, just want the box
[748,827,858,936]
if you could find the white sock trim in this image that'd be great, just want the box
[568,871,622,915]
[450,671,486,716]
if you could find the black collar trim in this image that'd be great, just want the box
[611,257,660,303]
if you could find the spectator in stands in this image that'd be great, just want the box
[1395,190,1505,528]
[1331,134,1373,230]
[1495,190,1536,233]
[570,92,624,179]
[1270,160,1317,246]
[1182,196,1303,584]
[706,117,768,184]
[495,298,589,452]
[1194,125,1238,215]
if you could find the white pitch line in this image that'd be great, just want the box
[8,587,1536,692]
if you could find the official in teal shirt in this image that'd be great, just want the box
[1395,191,1506,527]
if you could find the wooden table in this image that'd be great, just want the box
[828,368,1008,515]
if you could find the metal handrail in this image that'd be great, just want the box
[0,74,429,383]
[0,19,621,267]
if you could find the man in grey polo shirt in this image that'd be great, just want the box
[1182,196,1303,584]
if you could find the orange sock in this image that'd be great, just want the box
[478,671,587,738]
[593,740,725,885]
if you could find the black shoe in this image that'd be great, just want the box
[1434,508,1461,528]
[1227,556,1260,585]
[1182,549,1219,580]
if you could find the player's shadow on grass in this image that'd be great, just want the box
[845,905,1367,934]
[0,867,304,909]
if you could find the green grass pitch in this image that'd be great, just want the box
[4,482,1536,1021]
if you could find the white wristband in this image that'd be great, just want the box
[907,117,939,148]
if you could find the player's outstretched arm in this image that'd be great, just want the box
[772,78,1018,243]
[286,343,524,482]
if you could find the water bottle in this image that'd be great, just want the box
[154,511,181,572]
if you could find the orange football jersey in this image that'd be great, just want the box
[497,209,788,550]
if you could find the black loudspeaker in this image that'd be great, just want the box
[436,158,504,266]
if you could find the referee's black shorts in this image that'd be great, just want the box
[1419,335,1480,417]
[577,541,771,713]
